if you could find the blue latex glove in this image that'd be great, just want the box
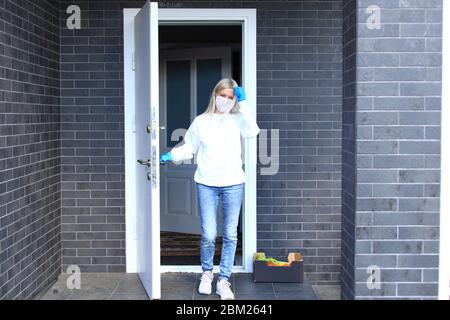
[234,86,246,102]
[160,152,173,164]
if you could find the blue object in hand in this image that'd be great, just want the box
[234,86,246,102]
[160,152,173,164]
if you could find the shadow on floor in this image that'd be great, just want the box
[38,273,326,300]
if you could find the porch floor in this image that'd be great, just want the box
[36,272,330,300]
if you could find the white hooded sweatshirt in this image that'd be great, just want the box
[169,100,260,187]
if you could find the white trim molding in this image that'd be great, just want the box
[123,7,257,274]
[123,9,137,272]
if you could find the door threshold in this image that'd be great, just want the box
[161,265,249,273]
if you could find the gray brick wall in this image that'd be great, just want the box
[348,0,442,299]
[60,0,131,273]
[59,0,343,284]
[255,0,343,285]
[341,0,357,299]
[0,0,61,299]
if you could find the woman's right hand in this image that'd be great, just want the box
[160,152,173,164]
[234,86,246,102]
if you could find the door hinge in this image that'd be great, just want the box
[132,51,135,71]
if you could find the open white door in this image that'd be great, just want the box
[134,1,160,299]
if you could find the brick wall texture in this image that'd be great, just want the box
[343,0,443,299]
[58,0,344,284]
[0,0,61,299]
[341,0,357,299]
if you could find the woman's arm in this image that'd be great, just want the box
[238,100,260,139]
[169,118,200,162]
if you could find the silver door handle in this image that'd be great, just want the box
[137,159,151,167]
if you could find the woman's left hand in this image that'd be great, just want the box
[160,152,173,164]
[234,86,246,102]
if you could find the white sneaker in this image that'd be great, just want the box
[216,279,235,300]
[198,271,214,295]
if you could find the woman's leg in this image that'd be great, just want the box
[196,182,220,273]
[218,183,244,281]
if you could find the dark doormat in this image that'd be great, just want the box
[161,255,222,265]
[161,231,242,256]
[161,231,242,265]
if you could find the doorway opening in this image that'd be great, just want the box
[124,6,257,298]
[158,24,243,267]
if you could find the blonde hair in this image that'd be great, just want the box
[201,78,240,115]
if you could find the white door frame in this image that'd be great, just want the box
[123,7,257,274]
[439,0,450,300]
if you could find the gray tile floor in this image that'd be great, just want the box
[37,273,326,300]
[37,273,149,300]
[163,273,318,300]
[312,285,341,300]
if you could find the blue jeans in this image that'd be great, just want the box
[196,182,244,281]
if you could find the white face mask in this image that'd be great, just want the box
[215,95,234,114]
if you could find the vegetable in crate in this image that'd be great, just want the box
[255,253,290,266]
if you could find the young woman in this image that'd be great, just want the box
[159,78,260,300]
